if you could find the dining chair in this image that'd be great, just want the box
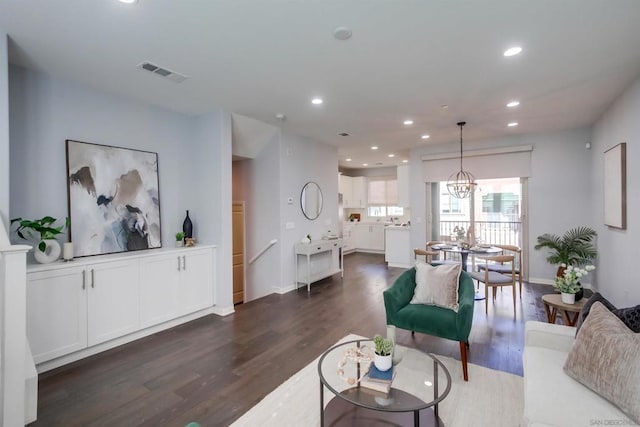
[476,244,523,298]
[426,241,458,265]
[469,255,517,317]
[414,248,439,263]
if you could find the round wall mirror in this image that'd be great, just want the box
[300,181,323,220]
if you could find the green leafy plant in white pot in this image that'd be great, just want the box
[11,216,69,264]
[373,334,394,371]
[175,231,185,247]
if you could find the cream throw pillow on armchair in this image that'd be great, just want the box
[410,262,462,312]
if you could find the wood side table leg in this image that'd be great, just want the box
[544,302,554,323]
[568,311,579,326]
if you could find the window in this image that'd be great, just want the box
[367,177,403,217]
[441,192,462,214]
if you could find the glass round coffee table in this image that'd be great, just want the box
[318,339,451,426]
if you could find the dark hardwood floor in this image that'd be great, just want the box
[31,253,553,427]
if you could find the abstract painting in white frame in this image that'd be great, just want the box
[66,140,162,257]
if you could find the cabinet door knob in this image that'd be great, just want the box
[82,270,86,290]
[177,256,181,271]
[91,269,95,288]
[182,255,186,270]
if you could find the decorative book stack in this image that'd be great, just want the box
[360,362,395,393]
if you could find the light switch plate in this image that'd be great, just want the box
[286,222,295,230]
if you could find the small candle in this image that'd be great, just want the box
[63,242,74,261]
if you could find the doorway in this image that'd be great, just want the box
[429,177,528,279]
[232,202,245,304]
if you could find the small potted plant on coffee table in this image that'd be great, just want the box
[373,334,394,371]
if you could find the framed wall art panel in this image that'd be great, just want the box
[66,140,162,257]
[603,142,626,230]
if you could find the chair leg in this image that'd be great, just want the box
[411,331,415,336]
[513,284,517,317]
[459,341,469,381]
[485,283,489,314]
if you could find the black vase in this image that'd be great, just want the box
[575,285,584,302]
[183,210,193,241]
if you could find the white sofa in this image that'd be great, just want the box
[523,321,631,427]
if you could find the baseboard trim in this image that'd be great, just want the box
[528,277,592,289]
[211,305,235,316]
[274,284,296,294]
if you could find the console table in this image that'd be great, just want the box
[295,239,343,292]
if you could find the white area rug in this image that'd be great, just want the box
[231,334,523,427]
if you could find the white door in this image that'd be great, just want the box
[139,253,181,328]
[27,267,88,363]
[179,249,214,315]
[87,259,140,346]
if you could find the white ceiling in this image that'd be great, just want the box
[2,0,640,169]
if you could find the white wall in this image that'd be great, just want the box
[8,65,234,311]
[590,74,640,305]
[409,127,593,282]
[237,134,282,301]
[0,32,9,229]
[280,130,339,291]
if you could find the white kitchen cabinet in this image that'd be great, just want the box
[354,223,385,252]
[87,259,140,346]
[27,259,140,360]
[339,175,353,208]
[26,245,216,368]
[397,165,410,207]
[342,222,356,253]
[27,266,88,364]
[178,249,214,315]
[139,253,181,328]
[351,176,368,208]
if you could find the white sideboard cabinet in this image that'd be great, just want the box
[26,245,216,370]
[295,239,343,292]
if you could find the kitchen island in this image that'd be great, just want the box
[384,225,412,268]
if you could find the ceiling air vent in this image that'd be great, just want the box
[137,61,187,83]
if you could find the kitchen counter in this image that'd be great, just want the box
[384,226,412,268]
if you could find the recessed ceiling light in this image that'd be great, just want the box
[504,46,522,57]
[421,134,430,140]
[388,154,395,158]
[363,163,368,166]
[403,120,414,125]
[333,26,352,40]
[402,159,409,163]
[506,101,520,108]
[345,158,352,162]
[118,0,137,3]
[338,132,349,137]
[441,105,449,109]
[311,97,323,105]
[371,146,378,150]
[508,122,519,127]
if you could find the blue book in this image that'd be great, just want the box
[368,362,393,382]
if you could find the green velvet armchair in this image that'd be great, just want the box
[383,267,475,381]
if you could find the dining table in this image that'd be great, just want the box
[431,244,503,301]
[431,244,502,272]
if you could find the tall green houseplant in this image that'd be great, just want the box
[534,226,597,274]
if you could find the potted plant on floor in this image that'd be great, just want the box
[554,264,596,304]
[373,334,394,371]
[534,226,597,300]
[11,216,69,264]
